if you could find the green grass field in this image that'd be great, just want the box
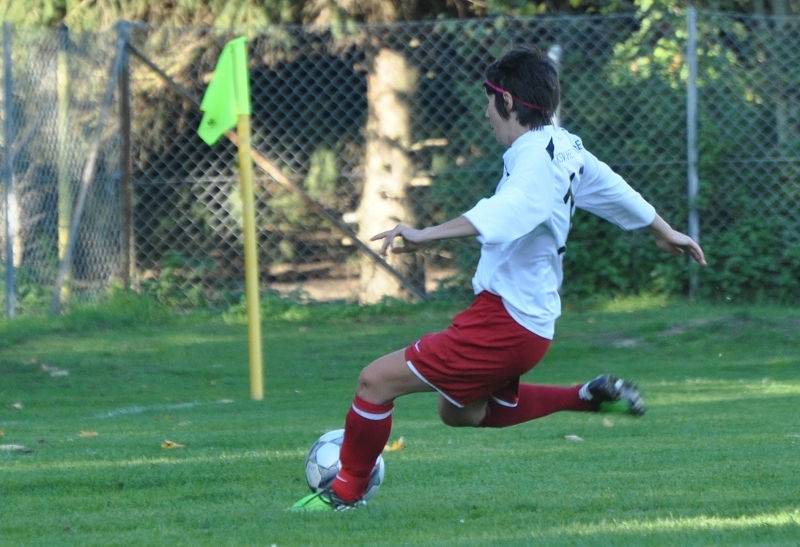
[1,295,799,546]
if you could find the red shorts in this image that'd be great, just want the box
[404,291,551,407]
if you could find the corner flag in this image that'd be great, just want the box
[197,37,264,401]
[198,37,251,146]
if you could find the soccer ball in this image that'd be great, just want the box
[305,429,385,502]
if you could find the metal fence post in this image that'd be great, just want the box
[118,21,134,289]
[3,21,15,318]
[57,22,72,304]
[547,44,562,127]
[686,6,700,299]
[49,27,129,315]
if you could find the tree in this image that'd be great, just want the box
[4,0,796,30]
[355,47,423,303]
[0,0,294,30]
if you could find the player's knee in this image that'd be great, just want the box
[355,367,378,396]
[439,412,478,427]
[439,411,467,427]
[438,406,483,428]
[355,363,390,404]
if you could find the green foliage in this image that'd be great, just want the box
[268,144,345,229]
[562,212,688,300]
[221,289,470,324]
[0,286,171,349]
[303,146,339,207]
[0,265,56,317]
[8,0,795,33]
[558,9,800,302]
[60,285,172,330]
[137,252,221,310]
[0,0,65,28]
[4,7,798,315]
[0,0,296,31]
[700,212,800,302]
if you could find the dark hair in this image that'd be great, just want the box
[484,46,560,129]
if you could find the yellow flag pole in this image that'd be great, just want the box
[236,112,264,401]
[197,37,263,400]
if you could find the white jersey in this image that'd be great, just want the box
[462,125,656,339]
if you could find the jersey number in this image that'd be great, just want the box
[562,167,582,217]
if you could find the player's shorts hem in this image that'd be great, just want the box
[489,395,518,408]
[405,360,464,408]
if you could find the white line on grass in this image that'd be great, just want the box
[94,399,235,419]
[539,510,800,537]
[0,448,306,473]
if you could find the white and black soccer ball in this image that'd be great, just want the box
[304,429,385,502]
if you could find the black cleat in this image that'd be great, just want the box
[579,375,646,416]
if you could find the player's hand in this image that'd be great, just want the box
[649,215,706,265]
[654,230,706,265]
[370,224,427,256]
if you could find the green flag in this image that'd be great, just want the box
[198,37,251,146]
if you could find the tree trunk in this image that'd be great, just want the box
[357,47,423,304]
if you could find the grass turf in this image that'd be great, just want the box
[0,297,799,546]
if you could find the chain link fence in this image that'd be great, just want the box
[1,11,798,315]
[0,25,121,315]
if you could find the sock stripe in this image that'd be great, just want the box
[578,382,592,401]
[351,404,393,421]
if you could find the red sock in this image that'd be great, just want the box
[479,383,595,428]
[331,395,393,503]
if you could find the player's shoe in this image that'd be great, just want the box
[579,375,646,416]
[289,489,365,512]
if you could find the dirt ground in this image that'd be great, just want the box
[269,267,460,302]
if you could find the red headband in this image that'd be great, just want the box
[483,79,541,111]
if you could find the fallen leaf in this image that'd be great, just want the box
[161,439,186,449]
[603,418,615,428]
[11,402,23,410]
[0,429,4,436]
[384,437,406,452]
[564,435,584,442]
[78,430,99,438]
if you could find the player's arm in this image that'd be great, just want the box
[572,150,656,229]
[575,148,706,266]
[649,214,707,265]
[371,216,479,256]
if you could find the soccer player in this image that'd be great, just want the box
[292,45,706,511]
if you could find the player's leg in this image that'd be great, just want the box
[435,381,594,428]
[476,383,593,427]
[332,349,434,504]
[438,396,490,427]
[477,378,645,428]
[355,348,434,405]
